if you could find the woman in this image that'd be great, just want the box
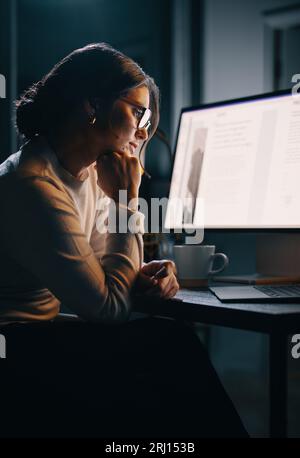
[0,43,247,437]
[0,42,178,322]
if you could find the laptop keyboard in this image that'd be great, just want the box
[254,285,300,297]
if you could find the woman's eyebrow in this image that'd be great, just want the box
[122,97,148,109]
[130,100,147,109]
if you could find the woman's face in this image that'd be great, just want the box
[99,85,150,157]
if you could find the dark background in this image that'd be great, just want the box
[1,0,300,436]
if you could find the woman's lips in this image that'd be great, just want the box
[129,142,138,154]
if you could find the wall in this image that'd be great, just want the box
[203,0,298,102]
[1,0,172,165]
[0,0,17,160]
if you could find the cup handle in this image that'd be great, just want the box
[209,253,229,275]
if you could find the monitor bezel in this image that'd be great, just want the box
[168,88,300,233]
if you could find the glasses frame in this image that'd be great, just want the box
[117,96,152,179]
[119,96,152,131]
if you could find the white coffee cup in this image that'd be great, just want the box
[173,245,229,280]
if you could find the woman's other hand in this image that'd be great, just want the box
[135,260,180,300]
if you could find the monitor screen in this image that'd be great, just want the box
[165,90,300,230]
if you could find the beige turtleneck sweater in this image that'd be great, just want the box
[0,136,144,323]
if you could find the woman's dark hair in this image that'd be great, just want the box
[15,43,160,143]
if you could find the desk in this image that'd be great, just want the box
[134,288,300,438]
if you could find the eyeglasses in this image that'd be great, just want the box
[120,97,152,131]
[118,97,152,179]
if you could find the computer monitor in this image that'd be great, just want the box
[165,89,300,231]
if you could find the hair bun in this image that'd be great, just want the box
[15,82,43,139]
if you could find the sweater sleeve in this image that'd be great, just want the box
[1,174,143,323]
[89,199,144,268]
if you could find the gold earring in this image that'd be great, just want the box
[90,116,96,125]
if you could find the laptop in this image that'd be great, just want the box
[209,284,300,302]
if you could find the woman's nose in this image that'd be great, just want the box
[136,127,149,142]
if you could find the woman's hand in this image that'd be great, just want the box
[95,150,141,202]
[135,260,180,300]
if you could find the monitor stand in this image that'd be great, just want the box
[212,234,300,285]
